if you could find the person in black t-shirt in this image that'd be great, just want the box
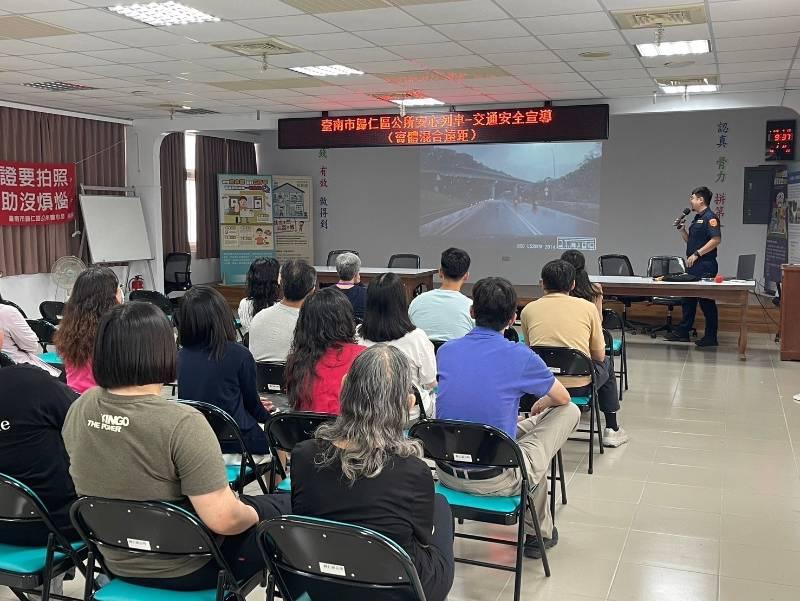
[291,344,454,601]
[333,252,367,321]
[0,364,79,544]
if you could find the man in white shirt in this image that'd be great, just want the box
[409,248,474,341]
[249,260,316,363]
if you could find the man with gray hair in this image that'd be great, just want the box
[334,252,367,320]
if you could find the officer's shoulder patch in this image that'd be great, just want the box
[709,218,719,227]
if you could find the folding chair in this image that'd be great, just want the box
[26,319,57,353]
[179,400,270,494]
[531,346,603,474]
[265,412,335,493]
[129,290,174,319]
[70,497,261,601]
[408,419,549,601]
[257,516,425,601]
[0,473,86,601]
[602,308,627,400]
[256,362,286,395]
[597,254,649,332]
[39,302,65,326]
[429,339,446,356]
[327,250,359,267]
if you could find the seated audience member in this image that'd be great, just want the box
[250,260,316,363]
[285,287,365,413]
[358,272,436,418]
[561,250,603,315]
[436,277,578,558]
[178,286,272,462]
[0,297,60,376]
[521,260,628,447]
[238,257,280,336]
[63,302,289,589]
[334,252,367,321]
[409,247,474,341]
[54,267,122,392]
[0,363,78,544]
[292,345,454,601]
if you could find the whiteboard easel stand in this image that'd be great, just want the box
[78,184,156,292]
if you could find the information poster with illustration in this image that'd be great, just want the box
[763,167,788,293]
[788,171,800,265]
[272,175,314,264]
[218,174,275,285]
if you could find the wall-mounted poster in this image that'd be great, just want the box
[218,174,275,285]
[272,175,313,264]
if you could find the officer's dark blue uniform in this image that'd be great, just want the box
[677,207,722,340]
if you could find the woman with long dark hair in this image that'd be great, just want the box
[177,286,272,461]
[238,257,280,335]
[285,287,365,413]
[561,249,603,315]
[54,266,122,392]
[291,345,454,601]
[358,272,436,418]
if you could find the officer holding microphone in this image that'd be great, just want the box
[664,186,722,347]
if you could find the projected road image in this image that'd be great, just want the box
[420,143,601,240]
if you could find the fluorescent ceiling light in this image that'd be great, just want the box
[636,39,710,57]
[289,65,364,77]
[108,2,220,27]
[390,98,445,107]
[660,84,718,94]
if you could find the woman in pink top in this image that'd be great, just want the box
[286,287,365,414]
[54,267,122,393]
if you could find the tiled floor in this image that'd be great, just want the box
[5,331,800,601]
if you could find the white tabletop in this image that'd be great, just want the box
[590,275,755,291]
[314,266,437,276]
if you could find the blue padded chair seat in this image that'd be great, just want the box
[94,579,221,601]
[225,465,253,483]
[0,541,84,574]
[276,477,291,492]
[570,396,591,406]
[38,352,63,366]
[434,483,520,514]
[612,339,622,353]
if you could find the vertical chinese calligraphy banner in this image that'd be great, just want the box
[0,161,76,226]
[787,170,800,265]
[272,175,313,264]
[763,166,789,293]
[218,174,275,285]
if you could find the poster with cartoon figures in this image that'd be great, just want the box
[787,171,800,265]
[272,175,314,264]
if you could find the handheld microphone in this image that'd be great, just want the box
[673,208,691,228]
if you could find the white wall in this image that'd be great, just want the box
[258,106,798,285]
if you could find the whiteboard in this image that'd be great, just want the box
[79,195,153,263]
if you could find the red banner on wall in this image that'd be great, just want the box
[0,161,77,226]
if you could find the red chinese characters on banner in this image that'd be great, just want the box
[0,161,76,227]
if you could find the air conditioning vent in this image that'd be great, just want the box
[176,107,219,115]
[655,75,717,87]
[213,38,303,57]
[613,4,706,29]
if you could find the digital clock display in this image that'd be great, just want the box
[765,119,796,161]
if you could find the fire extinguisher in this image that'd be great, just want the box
[128,275,145,292]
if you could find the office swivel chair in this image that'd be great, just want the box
[164,252,192,297]
[326,250,359,267]
[598,254,649,333]
[647,256,689,337]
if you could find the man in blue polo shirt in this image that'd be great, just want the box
[436,277,580,558]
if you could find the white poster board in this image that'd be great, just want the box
[79,195,152,263]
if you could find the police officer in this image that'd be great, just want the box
[665,186,722,347]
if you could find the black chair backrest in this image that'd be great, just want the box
[327,250,359,267]
[602,308,624,331]
[387,254,421,269]
[258,517,424,601]
[531,346,593,378]
[256,362,286,394]
[0,473,66,547]
[430,339,446,355]
[0,352,15,368]
[164,252,192,284]
[129,290,174,317]
[0,299,27,319]
[647,255,686,278]
[178,400,247,453]
[265,412,334,453]
[503,327,519,343]
[602,329,613,350]
[598,254,635,277]
[39,301,65,325]
[26,319,57,347]
[408,419,523,469]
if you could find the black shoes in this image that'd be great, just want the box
[664,331,690,342]
[523,527,558,559]
[695,337,719,348]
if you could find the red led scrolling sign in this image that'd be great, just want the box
[278,104,609,149]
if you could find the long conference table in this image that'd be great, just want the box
[590,275,756,360]
[315,266,437,299]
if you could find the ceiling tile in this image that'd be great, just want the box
[516,72,588,84]
[583,68,650,81]
[32,33,126,51]
[265,51,332,68]
[346,59,420,72]
[0,55,49,70]
[569,58,644,72]
[647,64,718,77]
[546,89,604,99]
[85,48,174,63]
[317,8,422,30]
[26,52,113,68]
[721,70,790,83]
[419,54,489,69]
[710,0,800,21]
[92,28,192,47]
[192,56,261,70]
[386,41,470,59]
[534,83,600,93]
[156,21,262,43]
[434,19,529,41]
[189,0,303,19]
[402,0,507,25]
[717,60,792,73]
[603,0,685,7]
[245,14,343,36]
[554,45,635,61]
[504,63,577,76]
[135,61,198,75]
[520,12,615,36]
[145,44,234,60]
[461,37,545,53]
[723,80,787,91]
[622,24,710,45]
[1,0,84,12]
[483,50,562,66]
[0,39,59,55]
[74,64,159,78]
[495,0,603,18]
[717,47,798,63]
[21,67,102,81]
[639,54,716,69]
[538,30,627,50]
[357,26,447,45]
[714,17,800,38]
[319,46,401,62]
[714,33,800,51]
[280,32,376,50]
[31,9,147,32]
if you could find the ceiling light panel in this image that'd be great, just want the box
[289,65,364,76]
[390,97,444,107]
[107,2,220,27]
[636,39,710,57]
